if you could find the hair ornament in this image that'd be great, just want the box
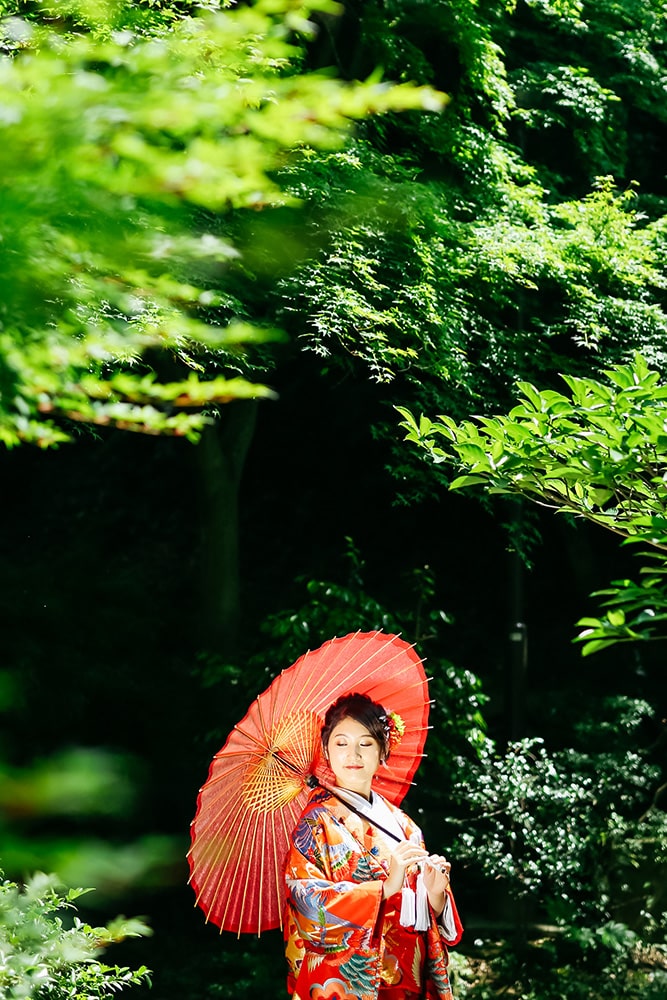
[385,710,405,751]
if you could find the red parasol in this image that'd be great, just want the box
[187,630,430,935]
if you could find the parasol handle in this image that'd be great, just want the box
[305,772,402,845]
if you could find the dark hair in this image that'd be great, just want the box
[321,692,391,761]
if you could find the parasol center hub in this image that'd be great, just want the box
[241,709,320,813]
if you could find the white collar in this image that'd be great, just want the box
[333,786,406,843]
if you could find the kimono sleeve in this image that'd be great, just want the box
[438,889,464,946]
[285,816,384,950]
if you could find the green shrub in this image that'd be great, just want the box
[446,696,667,998]
[0,871,151,999]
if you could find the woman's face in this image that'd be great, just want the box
[326,716,382,797]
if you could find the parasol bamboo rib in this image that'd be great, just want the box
[196,748,304,902]
[269,801,290,934]
[206,775,295,930]
[279,630,368,713]
[236,797,268,932]
[188,760,271,843]
[302,652,418,707]
[187,746,284,844]
[192,718,312,832]
[190,706,317,922]
[190,752,295,908]
[218,797,260,929]
[192,796,252,914]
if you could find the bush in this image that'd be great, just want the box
[446,696,667,999]
[0,871,151,999]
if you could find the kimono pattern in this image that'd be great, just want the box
[284,787,463,1000]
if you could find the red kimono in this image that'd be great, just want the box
[284,787,463,1000]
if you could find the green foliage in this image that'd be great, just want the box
[265,0,667,515]
[276,152,476,389]
[452,727,658,911]
[505,0,667,188]
[399,353,667,651]
[402,352,667,542]
[0,0,443,447]
[0,748,135,816]
[363,0,515,122]
[0,748,181,899]
[512,61,624,179]
[254,537,449,657]
[576,552,667,653]
[0,871,150,999]
[276,153,667,508]
[446,697,667,999]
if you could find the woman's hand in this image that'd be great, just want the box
[422,855,451,917]
[382,840,428,899]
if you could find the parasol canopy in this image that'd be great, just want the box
[187,630,430,935]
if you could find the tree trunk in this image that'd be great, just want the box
[193,399,258,657]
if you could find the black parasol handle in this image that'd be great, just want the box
[269,750,403,845]
[306,773,402,845]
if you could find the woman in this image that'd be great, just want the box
[283,692,463,1000]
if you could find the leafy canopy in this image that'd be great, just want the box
[0,0,443,447]
[399,353,667,653]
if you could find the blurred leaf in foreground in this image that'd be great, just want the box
[0,0,444,446]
